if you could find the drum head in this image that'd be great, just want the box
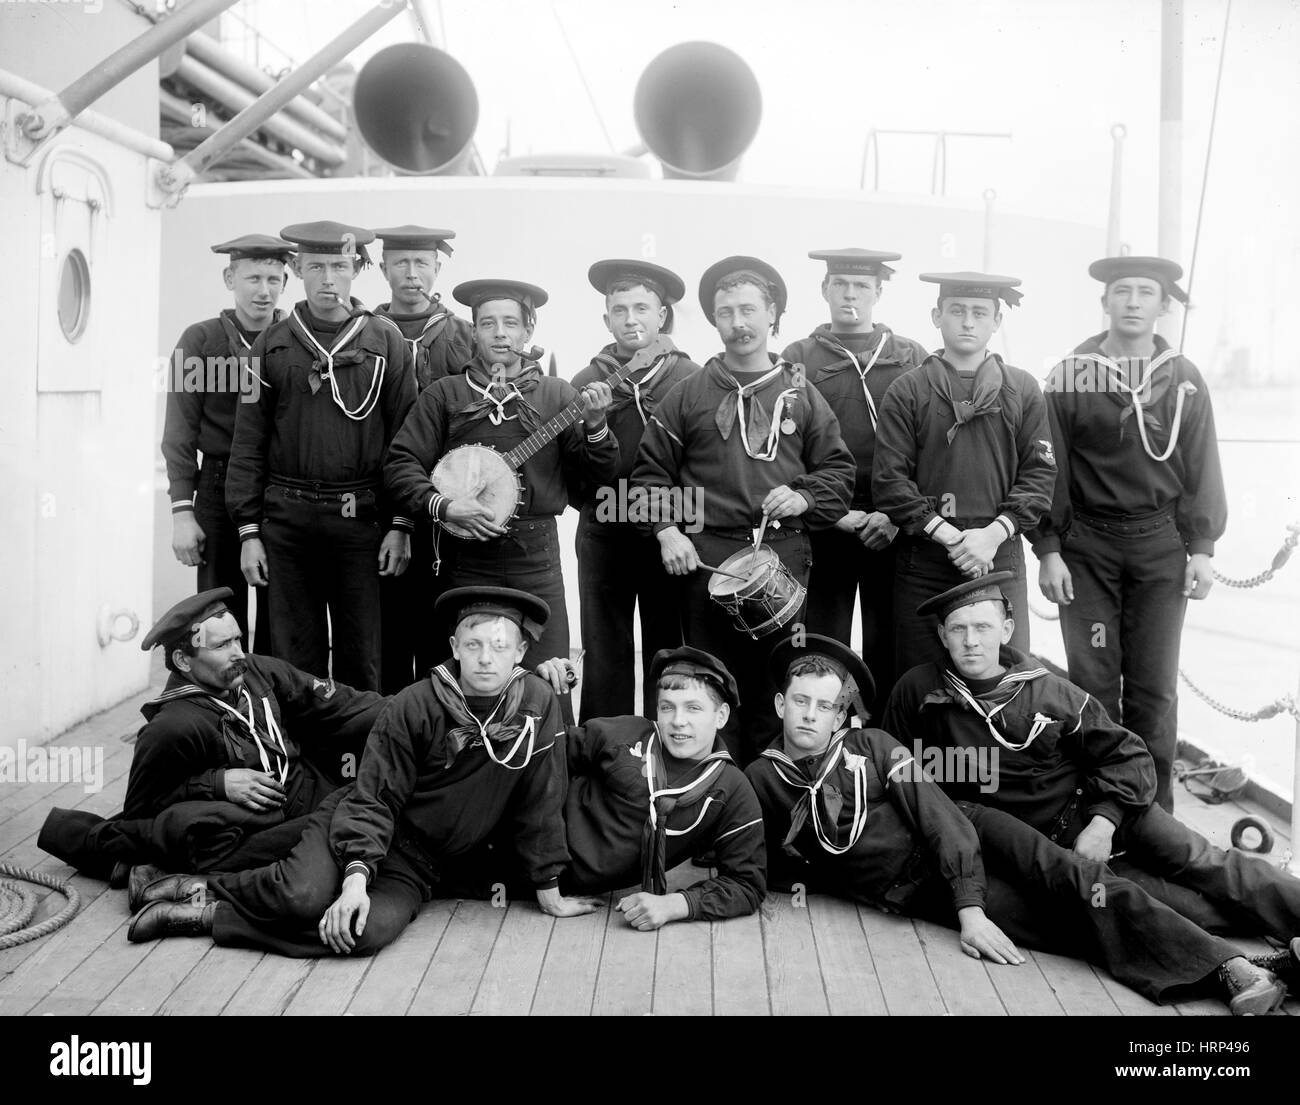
[707,546,776,597]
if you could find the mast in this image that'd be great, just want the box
[1158,0,1183,338]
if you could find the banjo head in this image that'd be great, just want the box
[431,444,522,539]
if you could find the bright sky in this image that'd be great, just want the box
[227,0,1299,377]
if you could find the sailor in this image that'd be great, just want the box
[746,631,1288,1014]
[39,588,385,884]
[372,224,474,389]
[371,225,474,694]
[569,260,699,720]
[781,248,930,715]
[881,574,1300,954]
[225,221,416,693]
[161,233,294,652]
[384,279,617,669]
[630,256,854,764]
[125,586,600,952]
[1030,256,1227,811]
[534,646,765,927]
[872,271,1055,673]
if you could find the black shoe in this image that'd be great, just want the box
[1248,937,1300,995]
[127,900,216,943]
[127,866,207,913]
[1218,957,1287,1016]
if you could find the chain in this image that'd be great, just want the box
[1212,522,1299,588]
[1178,669,1300,723]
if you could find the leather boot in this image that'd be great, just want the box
[128,865,208,913]
[1218,956,1286,1015]
[127,900,217,943]
[1248,937,1300,995]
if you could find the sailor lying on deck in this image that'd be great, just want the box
[533,646,765,929]
[744,633,1292,1015]
[39,588,383,885]
[124,586,599,954]
[881,572,1300,997]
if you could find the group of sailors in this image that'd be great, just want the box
[39,221,1295,1016]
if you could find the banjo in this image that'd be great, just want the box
[432,336,675,539]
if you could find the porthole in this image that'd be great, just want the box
[57,248,90,343]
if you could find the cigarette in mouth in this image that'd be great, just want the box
[848,306,859,320]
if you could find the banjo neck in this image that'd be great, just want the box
[502,336,675,469]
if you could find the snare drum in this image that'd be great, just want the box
[707,545,807,639]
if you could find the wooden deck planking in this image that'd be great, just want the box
[220,953,315,1015]
[283,955,375,1016]
[652,913,714,1016]
[25,908,141,1017]
[344,901,455,1016]
[156,946,262,1016]
[912,918,1008,1016]
[2,663,1298,1017]
[470,900,555,1016]
[857,907,948,1016]
[760,894,830,1016]
[92,937,214,1016]
[529,898,609,1016]
[708,909,770,1016]
[806,896,888,1016]
[406,899,504,1016]
[0,881,130,1015]
[1029,950,1123,1016]
[590,888,657,1016]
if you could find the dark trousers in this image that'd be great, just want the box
[894,534,1028,675]
[194,458,270,653]
[209,789,431,958]
[380,522,447,694]
[680,527,812,766]
[805,527,898,719]
[38,801,322,880]
[261,484,382,692]
[445,516,571,666]
[908,802,1237,1004]
[1058,512,1187,811]
[1106,805,1300,941]
[575,511,683,721]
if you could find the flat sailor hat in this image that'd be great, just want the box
[767,632,875,718]
[808,247,902,280]
[698,254,788,325]
[210,234,295,262]
[1088,255,1188,304]
[920,271,1023,308]
[140,587,234,652]
[435,586,551,643]
[916,570,1018,622]
[373,224,457,256]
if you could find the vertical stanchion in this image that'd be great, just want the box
[1289,668,1300,876]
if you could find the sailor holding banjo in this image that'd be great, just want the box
[630,256,854,764]
[384,279,617,668]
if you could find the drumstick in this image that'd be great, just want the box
[753,513,769,554]
[697,563,750,582]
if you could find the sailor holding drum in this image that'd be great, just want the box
[630,256,854,764]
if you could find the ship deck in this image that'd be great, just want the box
[2,669,1297,1018]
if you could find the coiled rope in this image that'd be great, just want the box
[0,863,81,950]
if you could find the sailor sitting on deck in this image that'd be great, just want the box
[531,646,765,929]
[745,633,1292,1014]
[125,586,599,954]
[39,587,384,890]
[880,572,1300,997]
